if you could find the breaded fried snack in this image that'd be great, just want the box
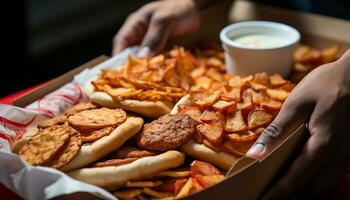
[61,116,143,171]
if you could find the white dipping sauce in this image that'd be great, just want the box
[231,34,290,49]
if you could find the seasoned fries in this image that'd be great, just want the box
[92,46,227,104]
[157,171,191,178]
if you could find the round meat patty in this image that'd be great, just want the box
[136,114,197,151]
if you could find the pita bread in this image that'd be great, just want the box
[83,78,173,118]
[181,140,239,170]
[61,116,143,171]
[67,150,185,190]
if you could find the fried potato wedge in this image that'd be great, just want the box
[248,110,273,128]
[197,121,224,146]
[266,89,289,101]
[225,111,247,132]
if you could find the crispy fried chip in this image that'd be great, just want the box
[197,121,224,145]
[195,76,213,90]
[222,140,255,156]
[279,83,295,92]
[194,91,220,107]
[220,87,241,101]
[93,157,138,167]
[111,146,157,159]
[126,181,163,188]
[225,130,258,142]
[179,106,202,123]
[253,72,270,86]
[37,115,67,129]
[212,100,236,112]
[46,130,82,169]
[205,57,224,70]
[261,98,283,111]
[105,87,135,98]
[248,110,273,128]
[157,171,191,178]
[19,125,71,166]
[80,126,114,143]
[199,109,219,123]
[164,60,180,87]
[190,66,207,80]
[249,82,268,91]
[237,90,254,111]
[269,74,287,86]
[190,160,221,177]
[67,108,126,132]
[149,54,165,69]
[206,68,223,82]
[266,89,289,101]
[65,102,98,115]
[114,189,143,199]
[225,111,247,132]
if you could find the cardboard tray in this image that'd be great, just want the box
[12,1,350,199]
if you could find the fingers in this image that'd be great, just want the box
[140,13,172,55]
[112,4,156,55]
[246,89,314,160]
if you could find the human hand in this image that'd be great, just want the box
[247,49,350,199]
[112,0,201,55]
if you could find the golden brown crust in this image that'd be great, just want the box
[80,126,114,143]
[19,125,72,165]
[65,102,99,116]
[60,116,144,172]
[110,146,157,159]
[46,130,82,169]
[67,108,126,132]
[37,115,67,129]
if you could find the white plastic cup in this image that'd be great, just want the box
[220,21,300,77]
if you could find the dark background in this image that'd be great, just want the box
[1,0,349,97]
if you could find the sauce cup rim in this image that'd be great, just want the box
[220,21,300,51]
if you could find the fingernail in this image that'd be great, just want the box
[138,47,152,57]
[246,143,265,158]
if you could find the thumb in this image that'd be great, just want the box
[141,14,172,55]
[246,92,313,160]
